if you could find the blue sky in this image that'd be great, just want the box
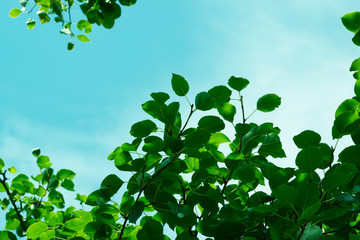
[1,0,359,210]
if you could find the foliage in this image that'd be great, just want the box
[3,8,360,240]
[9,0,136,50]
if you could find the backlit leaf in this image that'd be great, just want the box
[27,222,48,239]
[198,116,225,133]
[195,92,215,111]
[9,8,22,18]
[100,174,124,197]
[26,18,36,30]
[64,218,85,232]
[341,12,360,33]
[295,146,322,172]
[217,102,236,122]
[77,34,90,42]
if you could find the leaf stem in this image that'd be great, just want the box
[178,104,195,138]
[0,171,28,232]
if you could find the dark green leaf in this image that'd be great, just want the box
[171,73,189,96]
[258,133,286,158]
[37,11,50,24]
[322,163,358,192]
[293,130,321,149]
[198,116,225,133]
[272,184,298,208]
[208,85,232,106]
[332,111,360,139]
[137,218,163,240]
[61,179,75,191]
[295,146,322,172]
[67,42,74,51]
[100,174,124,197]
[195,92,215,111]
[119,0,136,6]
[355,80,360,97]
[151,92,170,104]
[353,31,360,46]
[184,130,211,148]
[0,158,4,171]
[341,12,360,33]
[227,76,249,92]
[257,94,281,112]
[129,201,145,224]
[130,120,157,138]
[32,148,41,157]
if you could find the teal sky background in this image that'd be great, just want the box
[1,0,359,212]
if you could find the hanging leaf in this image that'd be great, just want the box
[341,12,360,33]
[9,8,22,18]
[130,120,157,138]
[195,92,215,111]
[77,34,90,42]
[293,130,321,149]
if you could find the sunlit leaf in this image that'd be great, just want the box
[9,8,22,18]
[77,34,90,42]
[341,12,360,33]
[27,222,48,239]
[257,94,281,112]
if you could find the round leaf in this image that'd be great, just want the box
[67,42,74,51]
[195,92,215,111]
[119,0,136,6]
[37,156,52,169]
[256,94,281,112]
[293,130,321,149]
[295,146,322,172]
[100,174,124,197]
[130,120,157,138]
[171,73,189,96]
[355,80,360,98]
[26,222,48,239]
[9,8,22,18]
[335,99,358,118]
[208,85,232,106]
[198,116,225,133]
[227,76,249,92]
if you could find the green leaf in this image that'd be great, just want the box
[26,18,36,30]
[9,8,22,18]
[8,167,16,174]
[129,201,145,224]
[350,58,360,72]
[300,224,322,240]
[0,158,4,170]
[5,218,20,230]
[119,0,136,6]
[217,102,236,122]
[27,222,48,239]
[353,31,360,46]
[130,120,157,138]
[61,179,75,191]
[258,133,286,158]
[77,19,92,33]
[295,146,322,172]
[0,231,17,240]
[272,184,298,208]
[151,92,170,104]
[37,156,52,169]
[35,186,46,197]
[32,148,41,157]
[322,163,358,192]
[293,130,321,149]
[227,76,249,92]
[341,12,360,33]
[332,111,360,139]
[195,92,215,111]
[198,116,225,133]
[37,11,50,24]
[137,218,163,240]
[64,218,85,232]
[57,169,76,180]
[77,34,90,42]
[67,42,74,51]
[355,80,360,97]
[171,73,189,96]
[335,99,358,118]
[100,174,124,197]
[208,85,232,106]
[257,94,281,112]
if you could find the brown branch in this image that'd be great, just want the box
[178,104,194,138]
[0,171,28,232]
